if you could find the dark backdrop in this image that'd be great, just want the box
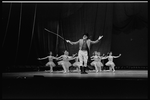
[2,3,148,70]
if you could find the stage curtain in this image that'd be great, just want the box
[113,3,148,34]
[2,3,148,67]
[57,4,113,55]
[35,3,113,59]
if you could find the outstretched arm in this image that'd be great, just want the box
[57,55,63,60]
[101,56,108,59]
[90,36,103,44]
[113,54,121,58]
[68,53,77,60]
[72,53,77,57]
[66,40,79,45]
[38,56,48,60]
[101,54,108,59]
[90,56,96,61]
[52,56,58,60]
[90,56,94,59]
[67,56,74,61]
[70,56,78,60]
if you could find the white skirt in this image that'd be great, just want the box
[58,61,72,68]
[46,61,56,67]
[73,62,80,67]
[105,61,115,66]
[91,61,103,67]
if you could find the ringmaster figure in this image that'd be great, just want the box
[66,33,103,74]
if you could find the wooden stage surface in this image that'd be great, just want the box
[2,70,148,78]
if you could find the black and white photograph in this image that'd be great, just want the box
[2,1,148,99]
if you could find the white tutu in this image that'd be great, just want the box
[91,61,103,67]
[46,61,56,67]
[58,61,72,68]
[73,62,80,67]
[105,61,115,66]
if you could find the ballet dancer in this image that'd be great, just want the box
[38,51,58,72]
[57,50,76,73]
[72,56,80,72]
[90,51,106,73]
[97,52,107,72]
[105,52,121,72]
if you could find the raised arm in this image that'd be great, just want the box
[90,36,103,44]
[66,39,79,45]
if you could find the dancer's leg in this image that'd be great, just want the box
[50,66,53,72]
[111,65,115,72]
[94,63,98,73]
[61,64,67,73]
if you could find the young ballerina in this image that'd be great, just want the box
[105,52,121,72]
[38,51,58,72]
[57,50,75,73]
[72,56,80,72]
[90,51,106,73]
[97,52,107,72]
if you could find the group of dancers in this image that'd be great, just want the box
[38,50,121,73]
[38,32,121,74]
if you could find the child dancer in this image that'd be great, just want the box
[90,51,106,73]
[105,52,121,72]
[72,56,80,72]
[57,50,74,73]
[38,51,58,72]
[97,52,107,72]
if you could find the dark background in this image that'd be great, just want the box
[2,3,148,70]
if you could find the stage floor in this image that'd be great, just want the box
[2,70,148,78]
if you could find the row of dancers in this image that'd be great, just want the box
[38,50,121,73]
